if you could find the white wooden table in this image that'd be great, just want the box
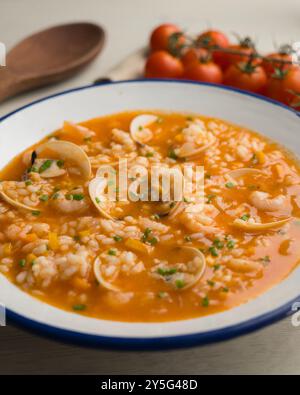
[0,0,300,375]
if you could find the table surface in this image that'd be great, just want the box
[0,0,300,375]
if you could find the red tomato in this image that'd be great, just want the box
[290,93,300,111]
[263,77,286,103]
[150,24,183,52]
[145,51,184,78]
[197,30,229,49]
[224,62,267,93]
[262,52,292,77]
[282,67,300,105]
[263,67,300,105]
[183,61,223,84]
[181,48,209,67]
[217,38,257,70]
[197,30,230,66]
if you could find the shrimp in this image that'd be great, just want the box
[50,189,89,214]
[250,191,289,212]
[180,204,220,234]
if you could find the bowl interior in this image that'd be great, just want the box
[0,80,299,344]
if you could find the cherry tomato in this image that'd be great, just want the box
[217,37,257,70]
[262,52,292,77]
[290,93,300,111]
[183,60,223,84]
[263,76,286,103]
[145,50,184,78]
[181,48,209,67]
[197,30,229,50]
[197,30,230,66]
[282,67,300,105]
[150,24,183,52]
[224,62,267,93]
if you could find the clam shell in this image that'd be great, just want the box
[94,257,120,292]
[177,247,206,290]
[177,137,216,159]
[232,217,292,231]
[89,177,115,220]
[0,182,42,212]
[130,114,158,144]
[36,140,91,180]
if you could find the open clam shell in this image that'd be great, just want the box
[94,257,121,292]
[0,181,43,212]
[89,177,116,220]
[232,217,292,231]
[225,168,263,185]
[176,137,216,159]
[130,114,158,144]
[36,140,91,180]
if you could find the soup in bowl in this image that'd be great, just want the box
[0,80,299,348]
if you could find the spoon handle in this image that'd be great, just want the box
[0,68,20,102]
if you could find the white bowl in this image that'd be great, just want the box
[0,80,299,349]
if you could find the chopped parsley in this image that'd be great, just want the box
[260,255,271,264]
[202,296,210,307]
[72,304,86,311]
[25,180,32,186]
[108,249,117,256]
[184,235,192,242]
[18,259,26,268]
[157,291,168,299]
[213,238,224,250]
[227,240,235,249]
[66,193,85,201]
[240,214,250,221]
[56,160,64,168]
[39,160,53,173]
[175,279,186,289]
[207,280,215,287]
[146,152,154,158]
[157,267,177,276]
[206,194,216,204]
[209,246,219,257]
[168,149,178,160]
[39,194,49,202]
[113,235,123,242]
[32,211,41,217]
[225,182,235,189]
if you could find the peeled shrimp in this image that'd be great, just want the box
[250,191,289,212]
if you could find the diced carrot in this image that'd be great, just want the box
[256,151,265,165]
[3,243,12,256]
[27,253,37,264]
[48,232,59,250]
[78,230,90,238]
[174,134,184,142]
[25,233,38,243]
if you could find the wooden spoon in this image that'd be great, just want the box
[0,22,105,102]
